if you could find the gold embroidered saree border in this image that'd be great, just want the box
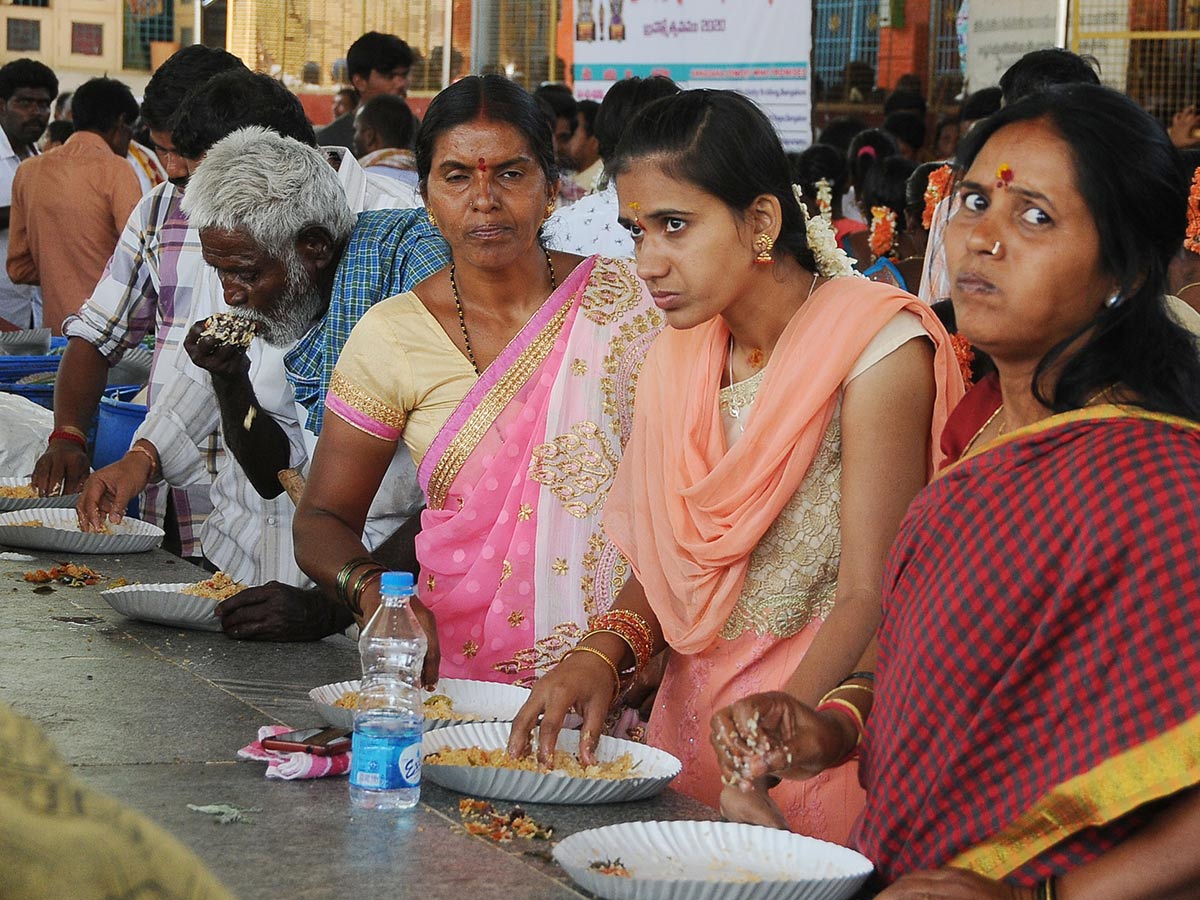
[950,404,1200,472]
[950,714,1200,879]
[426,303,571,510]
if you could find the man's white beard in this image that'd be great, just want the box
[228,255,324,347]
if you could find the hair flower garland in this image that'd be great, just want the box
[869,205,898,260]
[923,163,954,231]
[949,333,976,386]
[794,185,859,279]
[1186,167,1200,256]
[815,178,834,222]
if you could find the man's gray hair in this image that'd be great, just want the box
[181,126,356,260]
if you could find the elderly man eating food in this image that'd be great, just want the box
[77,127,449,640]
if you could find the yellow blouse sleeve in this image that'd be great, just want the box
[326,295,417,441]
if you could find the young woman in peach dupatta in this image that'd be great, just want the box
[295,76,660,688]
[511,90,964,843]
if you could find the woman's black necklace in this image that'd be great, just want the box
[449,247,557,375]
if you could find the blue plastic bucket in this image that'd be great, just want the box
[95,387,148,518]
[0,353,59,382]
[94,387,149,470]
[0,381,55,409]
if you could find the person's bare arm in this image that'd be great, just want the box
[782,336,935,705]
[1059,787,1200,900]
[5,189,37,285]
[292,414,444,679]
[293,414,395,601]
[876,788,1200,899]
[32,338,111,495]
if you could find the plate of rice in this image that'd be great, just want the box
[310,678,532,731]
[421,721,681,805]
[101,572,246,631]
[0,508,163,554]
[0,477,80,512]
[553,820,873,900]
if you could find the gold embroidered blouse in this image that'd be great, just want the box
[717,311,928,640]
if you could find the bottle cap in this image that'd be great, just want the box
[380,571,415,593]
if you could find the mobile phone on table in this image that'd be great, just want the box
[261,726,351,755]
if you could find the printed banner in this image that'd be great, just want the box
[963,0,1067,91]
[573,0,812,150]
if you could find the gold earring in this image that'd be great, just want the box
[544,201,556,221]
[427,209,439,229]
[753,233,775,264]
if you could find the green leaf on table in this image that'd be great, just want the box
[187,803,262,825]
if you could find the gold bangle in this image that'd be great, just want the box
[127,443,159,480]
[821,683,875,701]
[335,557,376,607]
[58,424,87,439]
[563,645,622,697]
[348,566,385,618]
[815,697,865,747]
[586,628,639,673]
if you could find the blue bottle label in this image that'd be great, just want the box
[350,728,421,790]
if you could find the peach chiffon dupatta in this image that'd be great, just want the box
[604,278,964,655]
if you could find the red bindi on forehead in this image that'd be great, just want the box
[477,157,488,172]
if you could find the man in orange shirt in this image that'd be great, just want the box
[7,77,141,333]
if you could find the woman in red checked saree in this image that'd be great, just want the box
[293,76,660,689]
[710,86,1200,899]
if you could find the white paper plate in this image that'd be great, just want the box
[0,328,51,355]
[101,582,222,632]
[421,721,680,805]
[0,476,80,512]
[553,820,874,900]
[310,678,532,731]
[0,508,163,554]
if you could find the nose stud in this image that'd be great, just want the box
[989,241,1001,256]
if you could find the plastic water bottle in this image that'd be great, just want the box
[349,571,427,810]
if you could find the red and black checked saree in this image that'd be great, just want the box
[854,405,1200,887]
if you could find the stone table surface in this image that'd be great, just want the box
[0,542,718,900]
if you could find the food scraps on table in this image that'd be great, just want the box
[589,858,632,877]
[182,572,247,601]
[456,797,552,842]
[424,746,638,780]
[186,803,261,825]
[24,563,104,586]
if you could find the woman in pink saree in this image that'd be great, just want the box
[293,76,659,687]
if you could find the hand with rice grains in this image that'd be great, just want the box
[506,629,631,768]
[76,439,161,530]
[184,317,252,380]
[710,691,857,793]
[216,582,354,642]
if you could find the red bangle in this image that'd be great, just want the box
[49,429,87,451]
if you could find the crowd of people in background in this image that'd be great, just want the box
[1,32,1199,899]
